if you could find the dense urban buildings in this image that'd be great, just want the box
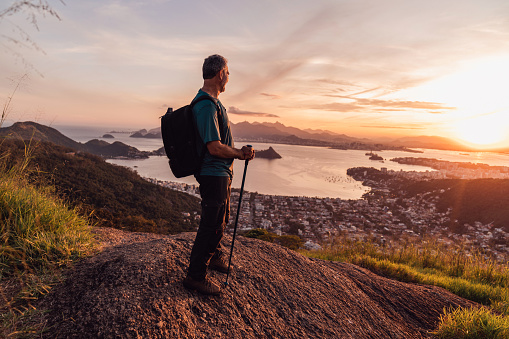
[147,159,509,263]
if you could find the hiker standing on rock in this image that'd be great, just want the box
[183,54,255,295]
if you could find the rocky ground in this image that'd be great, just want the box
[39,227,477,338]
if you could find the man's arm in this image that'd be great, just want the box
[207,141,254,160]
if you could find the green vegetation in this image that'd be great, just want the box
[433,307,508,339]
[0,126,200,336]
[349,167,509,233]
[244,228,304,250]
[1,139,201,234]
[399,178,509,233]
[1,143,95,337]
[301,236,509,338]
[0,169,93,276]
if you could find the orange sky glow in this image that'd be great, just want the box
[2,0,509,149]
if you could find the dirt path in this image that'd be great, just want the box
[39,227,476,338]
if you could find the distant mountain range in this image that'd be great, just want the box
[2,121,506,155]
[132,120,481,152]
[232,121,372,144]
[233,122,485,152]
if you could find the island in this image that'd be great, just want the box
[130,128,161,139]
[366,152,384,161]
[84,139,150,159]
[255,147,282,159]
[102,134,114,139]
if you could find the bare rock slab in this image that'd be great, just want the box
[40,230,476,338]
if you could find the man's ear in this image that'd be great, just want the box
[217,70,225,81]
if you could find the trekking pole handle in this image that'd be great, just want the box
[245,144,253,163]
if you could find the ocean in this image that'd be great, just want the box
[55,124,509,199]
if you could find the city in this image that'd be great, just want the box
[146,158,509,263]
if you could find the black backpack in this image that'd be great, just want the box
[160,96,223,178]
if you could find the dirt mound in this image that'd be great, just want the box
[40,228,476,338]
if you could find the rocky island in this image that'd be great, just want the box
[255,146,282,159]
[366,152,384,161]
[130,128,161,139]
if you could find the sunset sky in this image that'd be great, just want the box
[2,0,509,148]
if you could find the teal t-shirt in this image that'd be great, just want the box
[192,89,234,178]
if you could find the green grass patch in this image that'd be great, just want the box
[433,307,509,339]
[1,168,95,338]
[302,237,508,294]
[1,172,94,276]
[349,256,508,307]
[300,236,509,337]
[244,228,305,250]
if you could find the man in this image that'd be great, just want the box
[183,54,255,295]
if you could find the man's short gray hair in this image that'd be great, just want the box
[202,54,228,80]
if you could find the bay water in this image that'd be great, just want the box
[56,125,509,199]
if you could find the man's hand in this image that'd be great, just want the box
[240,145,255,161]
[206,141,255,160]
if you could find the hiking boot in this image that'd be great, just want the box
[209,256,229,274]
[183,275,221,296]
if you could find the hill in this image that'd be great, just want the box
[83,139,147,158]
[402,178,509,233]
[0,121,83,149]
[130,127,161,138]
[39,229,476,338]
[0,121,149,158]
[381,135,472,152]
[0,139,200,233]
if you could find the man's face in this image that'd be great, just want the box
[219,66,229,93]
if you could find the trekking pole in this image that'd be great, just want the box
[223,146,251,288]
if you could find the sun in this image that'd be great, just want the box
[397,55,509,148]
[453,112,509,148]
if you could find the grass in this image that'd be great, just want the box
[301,236,509,338]
[0,171,94,275]
[433,307,509,339]
[1,78,94,337]
[0,153,95,338]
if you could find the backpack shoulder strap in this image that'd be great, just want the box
[190,96,225,143]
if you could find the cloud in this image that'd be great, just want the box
[312,102,366,112]
[228,106,279,117]
[314,78,356,87]
[316,94,455,113]
[350,87,382,96]
[230,6,337,101]
[260,93,281,99]
[355,97,455,111]
[360,125,425,130]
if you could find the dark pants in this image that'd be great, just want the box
[188,175,231,281]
